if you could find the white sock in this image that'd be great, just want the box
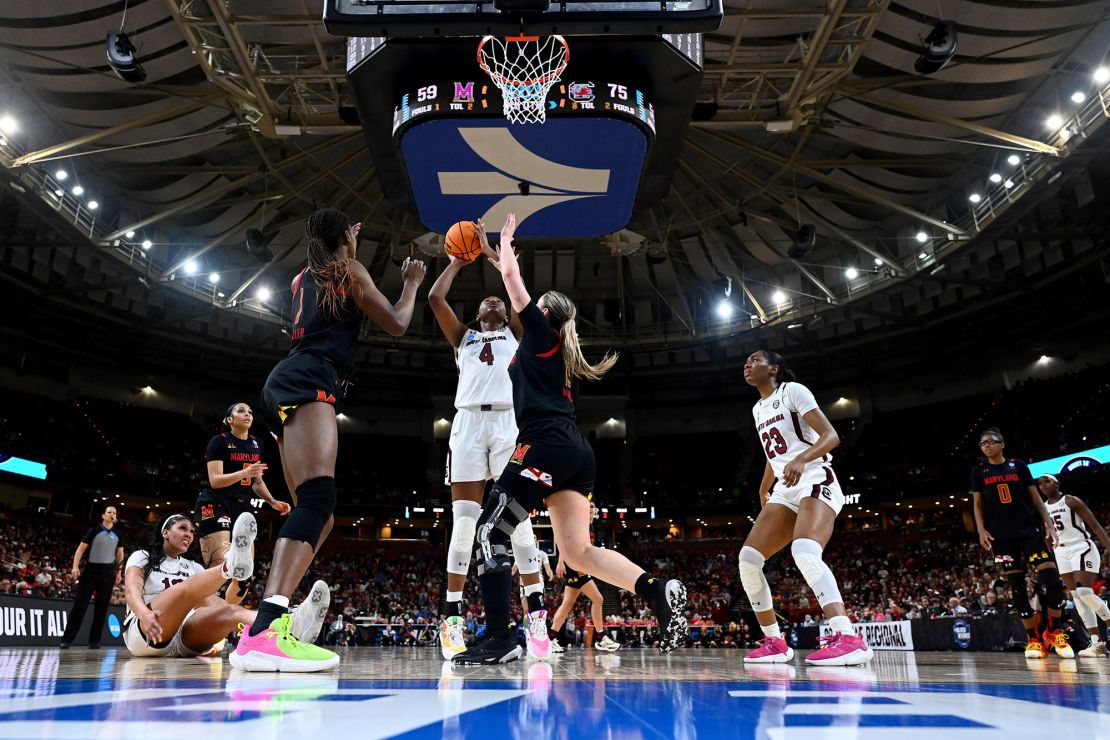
[828,615,854,634]
[446,590,463,603]
[760,622,782,639]
[264,595,290,609]
[524,582,544,596]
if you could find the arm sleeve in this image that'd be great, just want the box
[205,435,226,464]
[81,528,98,545]
[517,301,560,355]
[125,550,148,571]
[784,383,819,416]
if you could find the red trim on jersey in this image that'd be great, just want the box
[536,339,562,358]
[790,411,813,445]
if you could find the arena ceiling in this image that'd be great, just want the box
[1,0,1109,392]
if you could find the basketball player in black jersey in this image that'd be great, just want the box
[195,402,290,606]
[453,213,687,665]
[970,427,1070,660]
[233,209,427,672]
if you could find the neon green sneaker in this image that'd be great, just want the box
[229,615,340,672]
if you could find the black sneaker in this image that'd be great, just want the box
[59,642,71,650]
[654,579,689,654]
[452,633,523,665]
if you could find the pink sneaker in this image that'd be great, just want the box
[805,632,874,666]
[229,615,340,672]
[527,609,551,660]
[744,636,795,663]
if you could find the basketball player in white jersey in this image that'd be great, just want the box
[123,513,330,663]
[429,221,546,659]
[1039,474,1110,657]
[739,350,873,666]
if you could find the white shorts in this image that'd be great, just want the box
[446,407,518,484]
[123,609,204,658]
[1055,539,1100,574]
[766,464,844,516]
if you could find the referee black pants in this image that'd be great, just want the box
[61,563,115,645]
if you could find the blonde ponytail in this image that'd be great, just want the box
[542,290,618,381]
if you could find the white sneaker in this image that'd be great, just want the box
[596,635,621,652]
[440,616,467,660]
[290,580,330,643]
[550,640,565,654]
[1078,637,1109,658]
[225,513,257,582]
[527,610,550,659]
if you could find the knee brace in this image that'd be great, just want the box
[474,485,529,576]
[738,546,773,612]
[1006,571,1034,619]
[1077,586,1110,621]
[791,538,844,608]
[1074,587,1099,629]
[447,500,481,576]
[1037,568,1065,611]
[278,476,336,546]
[510,516,541,575]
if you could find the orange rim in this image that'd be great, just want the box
[477,35,569,89]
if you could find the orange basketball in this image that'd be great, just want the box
[444,221,482,262]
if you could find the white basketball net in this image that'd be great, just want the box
[478,35,569,124]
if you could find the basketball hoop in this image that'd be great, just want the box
[477,35,569,124]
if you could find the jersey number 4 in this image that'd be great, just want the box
[761,428,788,459]
[478,344,495,366]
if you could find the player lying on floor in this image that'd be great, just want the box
[123,512,331,665]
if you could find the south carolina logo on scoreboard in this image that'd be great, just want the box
[398,117,649,237]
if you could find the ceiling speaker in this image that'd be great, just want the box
[914,21,958,75]
[106,32,146,83]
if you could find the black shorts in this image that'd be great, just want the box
[194,489,251,540]
[495,422,595,510]
[259,352,349,438]
[564,566,594,589]
[994,534,1052,571]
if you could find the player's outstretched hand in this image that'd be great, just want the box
[978,529,993,551]
[781,458,805,487]
[500,212,517,245]
[402,257,428,285]
[270,500,292,515]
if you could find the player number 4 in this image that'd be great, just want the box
[479,343,495,366]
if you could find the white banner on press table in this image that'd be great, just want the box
[820,619,914,651]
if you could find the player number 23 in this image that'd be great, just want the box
[761,428,788,459]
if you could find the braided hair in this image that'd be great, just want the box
[305,208,362,317]
[141,514,189,583]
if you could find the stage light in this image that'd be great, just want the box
[1006,154,1020,166]
[125,230,135,238]
[1045,113,1063,129]
[209,273,219,284]
[716,301,733,319]
[1094,67,1109,84]
[989,173,1002,183]
[55,169,67,181]
[1071,91,1086,104]
[141,240,152,250]
[1004,180,1014,189]
[184,260,198,275]
[0,114,17,135]
[256,286,272,301]
[72,185,84,196]
[968,193,981,204]
[87,200,98,210]
[771,290,786,304]
[874,257,883,266]
[916,231,928,243]
[845,267,858,279]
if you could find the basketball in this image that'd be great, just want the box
[444,221,482,262]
